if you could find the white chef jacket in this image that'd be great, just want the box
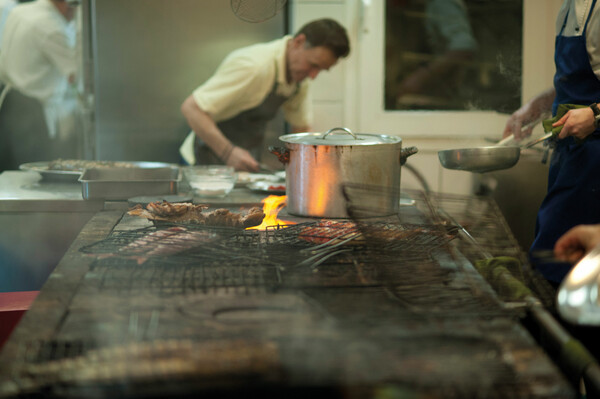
[0,0,78,139]
[556,0,600,79]
[191,35,312,128]
[180,35,313,164]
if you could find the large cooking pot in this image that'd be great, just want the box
[270,127,417,218]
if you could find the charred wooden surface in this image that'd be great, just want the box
[0,203,576,398]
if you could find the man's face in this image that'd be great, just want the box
[286,34,338,84]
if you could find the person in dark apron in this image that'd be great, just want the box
[180,18,351,172]
[193,70,298,166]
[507,0,600,286]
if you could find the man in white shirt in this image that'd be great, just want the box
[0,0,79,141]
[180,18,350,172]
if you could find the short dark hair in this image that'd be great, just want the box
[295,18,350,59]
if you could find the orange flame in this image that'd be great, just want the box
[247,195,296,230]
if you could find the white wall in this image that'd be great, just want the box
[291,0,562,195]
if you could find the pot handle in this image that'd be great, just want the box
[322,127,359,140]
[400,146,418,165]
[269,146,290,164]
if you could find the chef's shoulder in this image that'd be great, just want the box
[8,0,71,39]
[221,37,283,75]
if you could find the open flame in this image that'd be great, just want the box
[247,195,296,230]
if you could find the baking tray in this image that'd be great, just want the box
[79,167,180,200]
[20,161,178,183]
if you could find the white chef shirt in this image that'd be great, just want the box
[0,0,77,139]
[556,0,600,79]
[191,35,312,128]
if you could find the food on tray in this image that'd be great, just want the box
[268,185,286,191]
[47,159,141,171]
[128,201,265,228]
[97,226,217,265]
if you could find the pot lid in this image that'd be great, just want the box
[279,127,401,146]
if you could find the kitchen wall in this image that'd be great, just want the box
[290,0,562,196]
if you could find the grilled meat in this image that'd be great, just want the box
[299,220,451,246]
[128,201,265,228]
[298,221,360,244]
[96,226,217,264]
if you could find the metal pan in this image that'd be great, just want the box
[438,132,552,173]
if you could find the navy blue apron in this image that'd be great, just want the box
[530,0,600,283]
[194,66,298,165]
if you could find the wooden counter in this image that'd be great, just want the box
[0,193,576,398]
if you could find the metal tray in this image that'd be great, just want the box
[20,161,178,183]
[79,167,181,200]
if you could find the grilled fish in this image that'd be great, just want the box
[128,201,265,228]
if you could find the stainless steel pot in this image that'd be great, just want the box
[270,127,417,218]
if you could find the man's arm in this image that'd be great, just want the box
[181,95,259,171]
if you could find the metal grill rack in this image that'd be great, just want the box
[0,191,577,399]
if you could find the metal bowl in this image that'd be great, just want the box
[438,146,521,173]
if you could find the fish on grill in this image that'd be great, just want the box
[298,221,360,244]
[127,201,265,228]
[96,226,218,264]
[298,220,451,245]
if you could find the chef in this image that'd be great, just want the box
[502,0,600,286]
[0,0,79,142]
[179,18,350,172]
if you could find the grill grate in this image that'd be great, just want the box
[1,192,574,398]
[79,218,461,295]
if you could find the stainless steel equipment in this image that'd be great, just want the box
[557,244,600,325]
[437,133,552,173]
[79,167,180,200]
[80,0,285,162]
[271,127,417,218]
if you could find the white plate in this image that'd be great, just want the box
[246,180,286,194]
[236,172,283,185]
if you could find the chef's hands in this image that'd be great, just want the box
[502,105,539,141]
[503,88,556,141]
[554,224,600,264]
[553,107,596,140]
[226,146,260,172]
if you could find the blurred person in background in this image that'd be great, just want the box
[502,0,600,287]
[179,18,350,172]
[0,0,80,171]
[395,0,478,105]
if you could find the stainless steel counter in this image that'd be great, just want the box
[0,171,103,212]
[0,171,270,292]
